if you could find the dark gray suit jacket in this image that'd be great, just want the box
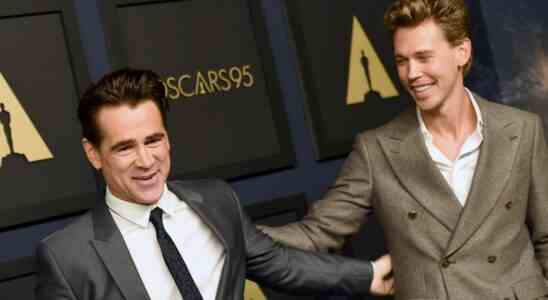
[263,97,548,300]
[35,179,373,300]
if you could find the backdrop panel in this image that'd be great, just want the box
[284,0,500,159]
[0,0,97,229]
[100,0,294,180]
[0,274,35,300]
[480,1,548,135]
[0,256,33,282]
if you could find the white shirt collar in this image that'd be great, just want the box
[105,184,184,228]
[416,88,484,141]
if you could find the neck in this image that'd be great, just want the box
[421,86,477,140]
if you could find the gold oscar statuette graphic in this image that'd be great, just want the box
[244,280,267,300]
[0,72,53,168]
[346,16,399,105]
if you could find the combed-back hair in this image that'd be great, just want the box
[78,68,169,146]
[384,0,472,74]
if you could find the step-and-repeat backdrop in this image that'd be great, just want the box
[2,0,547,299]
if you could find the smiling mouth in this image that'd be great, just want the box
[133,172,157,181]
[411,83,434,93]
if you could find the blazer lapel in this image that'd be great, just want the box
[446,98,521,256]
[378,109,462,232]
[168,182,232,300]
[90,202,150,300]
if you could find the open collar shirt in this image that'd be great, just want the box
[416,88,484,206]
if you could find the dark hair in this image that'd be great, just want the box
[78,68,169,146]
[384,0,472,75]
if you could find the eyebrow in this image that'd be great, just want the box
[396,49,435,57]
[414,50,434,56]
[145,132,166,142]
[110,139,135,152]
[109,132,165,152]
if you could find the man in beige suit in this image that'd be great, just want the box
[262,0,548,299]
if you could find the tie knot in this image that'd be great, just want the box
[149,207,164,227]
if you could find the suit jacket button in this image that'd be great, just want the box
[505,201,513,209]
[408,211,418,220]
[487,255,497,263]
[441,258,451,268]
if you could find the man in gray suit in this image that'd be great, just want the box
[261,0,548,299]
[35,68,394,300]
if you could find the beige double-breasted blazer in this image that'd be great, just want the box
[264,96,548,299]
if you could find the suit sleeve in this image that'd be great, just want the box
[233,190,373,296]
[260,134,375,251]
[528,116,548,282]
[35,241,78,300]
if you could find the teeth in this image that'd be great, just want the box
[135,173,155,180]
[413,84,432,92]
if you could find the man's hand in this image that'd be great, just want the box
[369,254,394,296]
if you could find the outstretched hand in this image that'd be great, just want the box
[369,254,394,296]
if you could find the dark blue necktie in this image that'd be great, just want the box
[149,207,203,300]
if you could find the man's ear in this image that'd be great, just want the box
[456,38,472,69]
[82,138,102,170]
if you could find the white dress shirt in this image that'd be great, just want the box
[106,185,225,300]
[417,88,484,206]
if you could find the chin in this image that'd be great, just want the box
[414,101,430,111]
[135,190,163,205]
[416,98,441,112]
[137,197,161,205]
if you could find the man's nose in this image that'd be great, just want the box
[407,61,422,81]
[136,146,154,168]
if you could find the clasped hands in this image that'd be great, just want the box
[369,254,395,296]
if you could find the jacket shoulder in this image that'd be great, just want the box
[168,179,239,212]
[355,107,416,142]
[481,98,538,121]
[41,213,93,245]
[169,178,233,197]
[40,212,93,249]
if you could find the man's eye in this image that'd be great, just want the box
[116,145,131,153]
[146,138,162,146]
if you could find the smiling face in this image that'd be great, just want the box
[83,100,171,205]
[394,19,471,113]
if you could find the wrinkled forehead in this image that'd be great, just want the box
[95,101,166,145]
